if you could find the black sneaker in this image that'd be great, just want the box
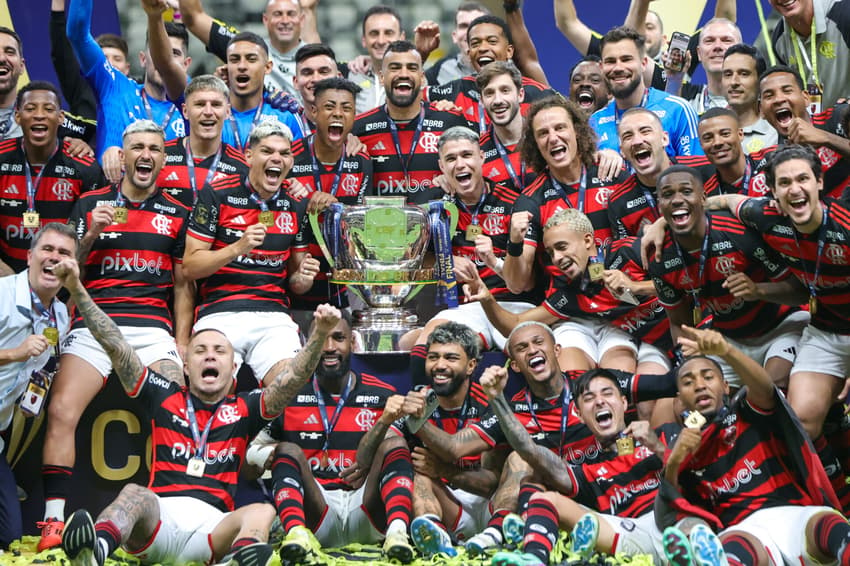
[218,541,274,566]
[62,510,103,566]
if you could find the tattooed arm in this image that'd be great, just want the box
[479,365,573,493]
[52,258,145,393]
[261,304,341,416]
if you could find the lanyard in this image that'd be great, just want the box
[791,16,820,88]
[492,130,525,191]
[524,382,571,460]
[738,158,753,194]
[614,89,650,125]
[185,393,223,460]
[457,189,487,227]
[793,204,829,300]
[23,142,60,212]
[639,181,657,213]
[476,101,488,134]
[183,139,222,205]
[673,215,712,312]
[433,390,471,432]
[385,103,425,186]
[312,373,354,452]
[551,168,587,212]
[113,185,148,211]
[309,138,345,197]
[141,90,176,131]
[29,286,56,329]
[229,103,265,153]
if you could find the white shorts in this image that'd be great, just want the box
[433,301,535,351]
[445,486,490,541]
[552,318,637,364]
[637,342,671,371]
[724,505,840,566]
[312,482,382,548]
[129,496,223,564]
[61,326,181,378]
[791,325,850,379]
[714,310,809,388]
[597,511,663,562]
[194,311,302,383]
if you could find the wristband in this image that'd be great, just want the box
[246,444,275,468]
[507,240,524,257]
[493,258,505,273]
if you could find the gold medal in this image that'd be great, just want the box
[684,411,707,429]
[22,211,40,229]
[465,224,483,240]
[615,435,634,456]
[43,327,59,346]
[809,295,818,315]
[113,207,129,224]
[186,457,206,478]
[588,261,604,281]
[693,306,702,326]
[258,210,275,227]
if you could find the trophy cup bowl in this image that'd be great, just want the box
[310,196,435,353]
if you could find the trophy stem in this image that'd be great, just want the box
[353,308,420,354]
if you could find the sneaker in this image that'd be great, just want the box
[411,516,457,557]
[491,550,545,566]
[569,512,599,559]
[61,511,102,566]
[502,513,525,549]
[466,528,503,557]
[217,542,273,566]
[689,524,729,566]
[278,525,320,565]
[663,526,695,566]
[382,528,414,564]
[37,517,65,552]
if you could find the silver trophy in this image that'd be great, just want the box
[310,196,454,353]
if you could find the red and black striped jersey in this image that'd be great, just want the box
[129,367,273,512]
[398,381,491,471]
[702,152,776,198]
[607,155,715,238]
[426,75,556,134]
[352,102,469,204]
[543,238,672,351]
[479,128,530,195]
[678,400,826,526]
[268,372,399,490]
[69,185,189,331]
[471,379,597,464]
[516,165,622,257]
[0,138,105,272]
[649,210,798,339]
[737,197,850,334]
[286,136,373,311]
[188,173,309,319]
[566,440,663,518]
[451,180,540,304]
[157,138,248,208]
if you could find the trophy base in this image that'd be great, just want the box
[353,308,420,354]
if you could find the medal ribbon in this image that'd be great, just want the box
[309,138,345,197]
[312,373,354,455]
[791,16,820,89]
[456,189,487,229]
[386,103,426,187]
[672,214,712,316]
[185,393,223,461]
[550,167,587,213]
[23,142,60,212]
[246,178,280,214]
[432,389,470,432]
[524,381,571,460]
[141,90,177,131]
[614,89,650,125]
[476,101,488,134]
[229,103,265,153]
[792,203,829,303]
[429,200,459,307]
[184,139,222,205]
[492,130,525,191]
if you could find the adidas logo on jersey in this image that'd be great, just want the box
[304,414,320,425]
[232,214,247,225]
[165,171,179,181]
[371,141,386,151]
[6,184,18,195]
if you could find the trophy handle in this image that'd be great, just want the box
[444,200,459,235]
[308,211,335,269]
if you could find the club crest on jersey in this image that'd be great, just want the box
[217,404,241,425]
[826,244,847,265]
[276,212,297,234]
[339,174,360,196]
[51,179,75,201]
[713,255,737,277]
[418,132,439,153]
[481,214,505,235]
[151,214,174,236]
[355,409,377,431]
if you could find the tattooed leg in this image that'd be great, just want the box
[96,483,161,551]
[208,503,276,560]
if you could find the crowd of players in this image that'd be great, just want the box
[1,0,850,564]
